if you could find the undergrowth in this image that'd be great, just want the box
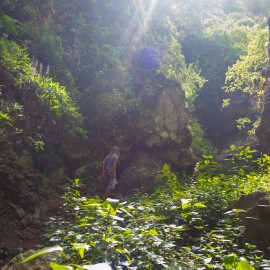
[22,146,270,269]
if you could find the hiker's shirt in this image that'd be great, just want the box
[104,153,119,177]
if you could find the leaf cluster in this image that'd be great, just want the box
[224,25,268,107]
[0,38,85,146]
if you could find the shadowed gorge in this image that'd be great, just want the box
[1,0,270,269]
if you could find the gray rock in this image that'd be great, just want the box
[8,203,26,218]
[234,192,270,249]
[17,152,33,169]
[48,167,67,186]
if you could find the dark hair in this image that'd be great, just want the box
[111,146,120,154]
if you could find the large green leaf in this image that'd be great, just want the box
[72,243,89,259]
[223,253,237,269]
[236,258,255,270]
[102,198,119,215]
[193,202,207,208]
[21,246,63,263]
[50,262,73,270]
[181,199,192,210]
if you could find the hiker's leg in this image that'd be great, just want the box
[104,177,116,198]
[103,187,110,200]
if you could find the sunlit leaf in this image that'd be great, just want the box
[50,262,73,270]
[236,258,255,270]
[193,202,207,208]
[223,253,237,267]
[116,248,129,254]
[142,229,159,236]
[163,163,170,171]
[21,246,63,263]
[72,243,89,258]
[106,198,119,210]
[181,199,192,210]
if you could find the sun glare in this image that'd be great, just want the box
[143,0,158,29]
[119,0,159,66]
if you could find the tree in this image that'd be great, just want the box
[224,25,268,107]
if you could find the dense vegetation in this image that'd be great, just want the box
[0,35,86,198]
[1,0,270,269]
[23,146,270,269]
[1,0,269,152]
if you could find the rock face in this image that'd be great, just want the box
[120,92,194,187]
[101,48,196,194]
[123,49,195,173]
[233,191,270,250]
[0,156,61,267]
[139,81,194,171]
[146,88,188,147]
[257,92,270,154]
[257,17,270,153]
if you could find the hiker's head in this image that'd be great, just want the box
[111,146,120,155]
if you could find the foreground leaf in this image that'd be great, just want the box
[50,262,73,270]
[21,246,63,263]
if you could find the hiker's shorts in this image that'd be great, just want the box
[108,177,118,189]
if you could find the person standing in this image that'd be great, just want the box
[102,146,120,199]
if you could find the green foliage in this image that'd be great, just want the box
[34,24,64,66]
[203,18,252,58]
[0,14,24,40]
[189,117,216,157]
[196,145,270,200]
[236,117,251,130]
[159,38,206,110]
[2,3,270,268]
[37,179,185,269]
[146,15,178,47]
[0,111,13,125]
[1,0,269,154]
[0,38,83,133]
[224,25,268,101]
[223,253,255,270]
[34,140,45,152]
[210,20,268,134]
[22,153,270,269]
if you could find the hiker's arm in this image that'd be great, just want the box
[112,161,117,176]
[112,155,119,176]
[102,160,105,176]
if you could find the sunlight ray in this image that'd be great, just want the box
[119,0,159,67]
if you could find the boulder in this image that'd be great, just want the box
[125,79,195,173]
[233,191,270,250]
[16,151,33,169]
